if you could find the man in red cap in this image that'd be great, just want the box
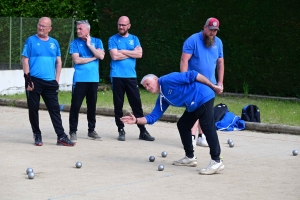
[180,17,224,148]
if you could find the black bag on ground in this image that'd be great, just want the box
[214,103,228,122]
[241,105,261,123]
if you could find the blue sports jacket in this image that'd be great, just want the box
[145,70,215,124]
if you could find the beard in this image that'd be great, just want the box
[203,34,215,48]
[118,29,128,36]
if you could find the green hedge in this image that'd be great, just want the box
[1,0,299,97]
[95,0,300,97]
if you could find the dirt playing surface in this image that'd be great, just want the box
[0,106,299,200]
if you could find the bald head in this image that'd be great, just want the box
[117,16,131,36]
[37,17,52,39]
[39,17,52,26]
[118,16,130,24]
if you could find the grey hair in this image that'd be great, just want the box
[76,20,90,29]
[140,74,158,84]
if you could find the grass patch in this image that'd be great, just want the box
[1,89,299,126]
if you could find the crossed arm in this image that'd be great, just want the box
[109,46,142,60]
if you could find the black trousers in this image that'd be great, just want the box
[69,82,98,133]
[177,98,221,160]
[25,77,65,138]
[111,77,146,132]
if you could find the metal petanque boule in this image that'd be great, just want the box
[28,172,35,179]
[161,151,167,157]
[26,168,33,174]
[227,139,233,144]
[292,150,298,156]
[75,162,82,168]
[149,156,155,162]
[229,142,235,148]
[158,164,164,171]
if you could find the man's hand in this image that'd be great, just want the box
[213,85,223,94]
[86,34,91,46]
[120,112,136,124]
[24,73,34,91]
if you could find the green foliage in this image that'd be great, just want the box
[95,0,300,97]
[1,0,300,97]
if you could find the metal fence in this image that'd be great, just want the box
[0,17,74,70]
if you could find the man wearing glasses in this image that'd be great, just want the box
[22,17,75,147]
[108,16,155,142]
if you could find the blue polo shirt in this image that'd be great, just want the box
[69,37,104,83]
[22,35,61,81]
[108,33,141,78]
[182,31,223,84]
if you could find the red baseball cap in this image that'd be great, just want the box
[205,17,220,30]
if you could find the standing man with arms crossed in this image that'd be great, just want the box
[180,17,224,147]
[108,16,155,141]
[68,20,105,143]
[22,17,75,146]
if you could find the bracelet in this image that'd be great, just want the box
[135,118,138,124]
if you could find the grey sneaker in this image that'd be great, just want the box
[199,160,225,175]
[57,135,75,146]
[118,129,125,141]
[69,132,77,142]
[88,131,102,140]
[172,156,197,167]
[139,130,155,141]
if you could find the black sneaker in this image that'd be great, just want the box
[57,135,75,146]
[69,132,77,142]
[34,134,43,146]
[118,129,126,141]
[88,131,102,140]
[139,130,155,141]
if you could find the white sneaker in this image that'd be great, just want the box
[196,134,209,147]
[172,156,197,167]
[192,135,196,147]
[199,160,225,175]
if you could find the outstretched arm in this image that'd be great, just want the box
[120,112,147,125]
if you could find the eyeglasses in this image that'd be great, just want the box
[37,24,51,28]
[118,24,129,27]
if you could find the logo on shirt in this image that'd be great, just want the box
[49,43,55,49]
[129,40,134,45]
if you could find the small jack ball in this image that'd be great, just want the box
[161,151,167,157]
[292,150,298,156]
[229,142,234,148]
[158,164,164,171]
[75,162,82,168]
[149,156,155,162]
[26,168,33,174]
[28,172,35,179]
[227,139,233,144]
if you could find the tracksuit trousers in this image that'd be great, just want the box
[111,77,146,132]
[25,77,66,138]
[177,98,221,161]
[69,82,98,133]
